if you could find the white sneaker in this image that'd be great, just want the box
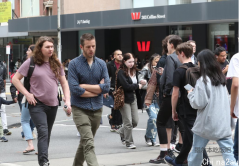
[77,132,80,137]
[145,135,152,146]
[152,142,160,147]
[126,144,136,149]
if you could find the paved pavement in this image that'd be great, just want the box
[0,83,237,166]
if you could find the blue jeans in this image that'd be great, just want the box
[234,119,239,162]
[145,101,159,142]
[21,103,34,140]
[188,133,238,166]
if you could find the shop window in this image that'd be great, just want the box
[43,1,53,16]
[169,25,192,42]
[46,7,52,16]
[208,0,231,2]
[133,0,154,8]
[168,0,191,5]
[208,23,235,59]
[21,0,40,17]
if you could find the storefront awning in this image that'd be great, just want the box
[0,25,28,37]
[8,0,238,33]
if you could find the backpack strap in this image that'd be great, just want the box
[27,57,35,79]
[24,57,35,107]
[179,64,188,70]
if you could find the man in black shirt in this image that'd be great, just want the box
[215,46,232,93]
[106,50,123,132]
[165,42,210,166]
[215,46,229,75]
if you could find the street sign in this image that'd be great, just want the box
[6,45,10,54]
[0,1,12,23]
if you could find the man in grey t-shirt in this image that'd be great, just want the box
[0,61,11,135]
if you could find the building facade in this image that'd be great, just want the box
[2,0,239,63]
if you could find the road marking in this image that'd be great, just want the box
[0,164,22,166]
[54,124,146,131]
[55,119,73,123]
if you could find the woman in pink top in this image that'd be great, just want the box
[12,36,71,166]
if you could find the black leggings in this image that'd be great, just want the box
[156,96,184,144]
[111,108,122,125]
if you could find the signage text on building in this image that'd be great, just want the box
[132,12,165,21]
[77,20,90,25]
[0,1,12,23]
[142,14,165,19]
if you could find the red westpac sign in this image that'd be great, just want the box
[137,41,151,52]
[131,12,141,20]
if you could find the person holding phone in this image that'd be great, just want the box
[186,49,237,166]
[116,53,143,149]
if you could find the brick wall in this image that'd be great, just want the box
[11,0,120,18]
[42,0,58,16]
[14,0,20,17]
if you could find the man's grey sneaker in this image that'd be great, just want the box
[3,129,12,135]
[145,135,152,146]
[126,144,136,149]
[0,137,8,142]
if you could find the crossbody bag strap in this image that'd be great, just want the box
[25,57,35,107]
[115,69,120,91]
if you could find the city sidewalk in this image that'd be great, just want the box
[2,83,236,166]
[0,142,232,166]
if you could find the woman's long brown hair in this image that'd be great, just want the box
[120,53,139,77]
[33,36,61,78]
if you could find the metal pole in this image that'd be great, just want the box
[7,54,9,80]
[57,0,62,63]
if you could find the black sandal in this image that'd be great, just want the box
[23,149,35,154]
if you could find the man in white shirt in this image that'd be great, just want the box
[227,52,239,162]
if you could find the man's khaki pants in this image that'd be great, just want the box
[72,106,102,166]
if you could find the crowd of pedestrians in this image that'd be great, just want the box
[0,33,239,166]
